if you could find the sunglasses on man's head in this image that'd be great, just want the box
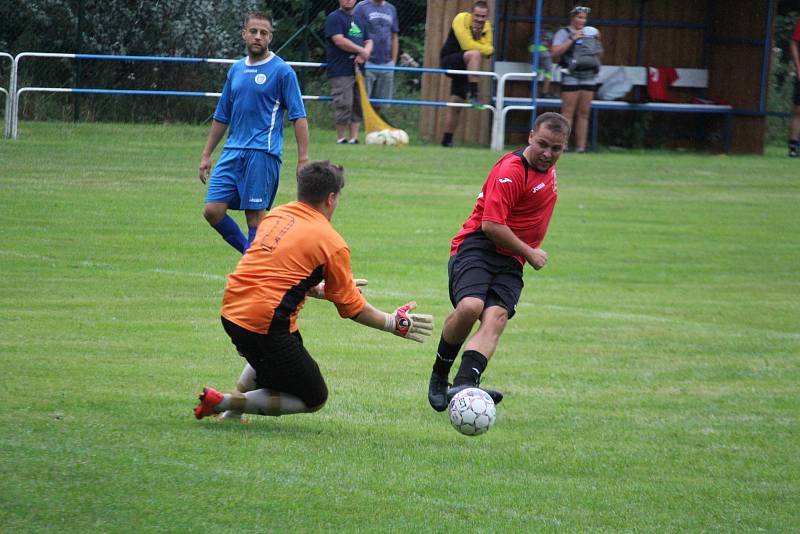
[571,6,591,14]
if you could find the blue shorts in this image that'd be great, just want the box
[205,149,280,211]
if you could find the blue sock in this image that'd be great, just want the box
[246,226,258,250]
[212,215,247,254]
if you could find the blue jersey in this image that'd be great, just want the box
[214,54,307,161]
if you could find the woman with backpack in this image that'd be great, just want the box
[551,5,603,153]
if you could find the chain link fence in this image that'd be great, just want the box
[0,0,426,128]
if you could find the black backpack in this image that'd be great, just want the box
[558,26,602,76]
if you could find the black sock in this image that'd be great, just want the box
[432,336,462,379]
[790,139,799,148]
[468,82,479,98]
[452,350,488,387]
[442,132,453,145]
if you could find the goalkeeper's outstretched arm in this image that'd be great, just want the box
[352,301,434,343]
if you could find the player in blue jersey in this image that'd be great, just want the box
[199,11,310,254]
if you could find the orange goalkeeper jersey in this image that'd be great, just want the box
[221,201,367,334]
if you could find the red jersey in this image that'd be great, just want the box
[647,66,679,102]
[221,201,366,334]
[450,149,558,265]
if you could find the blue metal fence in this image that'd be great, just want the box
[8,52,497,141]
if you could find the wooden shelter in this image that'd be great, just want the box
[420,0,777,153]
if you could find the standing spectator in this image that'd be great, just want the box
[193,161,433,422]
[439,1,494,148]
[789,15,800,158]
[325,0,373,144]
[199,11,309,254]
[550,5,602,153]
[353,0,399,114]
[426,113,570,412]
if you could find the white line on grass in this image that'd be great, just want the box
[520,302,800,340]
[0,249,227,282]
[149,268,226,282]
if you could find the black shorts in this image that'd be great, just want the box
[221,316,328,408]
[794,77,800,106]
[561,84,599,93]
[441,51,469,99]
[448,231,524,319]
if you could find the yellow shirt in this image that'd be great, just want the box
[452,12,494,57]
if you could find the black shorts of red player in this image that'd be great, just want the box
[447,231,524,320]
[221,316,328,409]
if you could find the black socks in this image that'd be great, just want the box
[433,336,461,379]
[441,132,454,147]
[452,350,488,387]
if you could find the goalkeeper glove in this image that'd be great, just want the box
[383,301,434,343]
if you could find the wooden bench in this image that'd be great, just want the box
[492,61,733,151]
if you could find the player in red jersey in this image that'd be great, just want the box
[427,112,570,412]
[194,160,433,422]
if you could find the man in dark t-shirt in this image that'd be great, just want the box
[325,0,373,144]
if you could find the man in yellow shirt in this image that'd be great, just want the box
[439,0,494,147]
[194,160,433,421]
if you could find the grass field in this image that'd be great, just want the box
[1,121,798,532]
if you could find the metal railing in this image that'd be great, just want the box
[1,52,13,138]
[7,52,497,141]
[491,71,537,150]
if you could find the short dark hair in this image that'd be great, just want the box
[297,161,346,205]
[533,112,570,135]
[473,1,489,11]
[244,11,273,28]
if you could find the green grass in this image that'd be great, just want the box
[1,121,798,532]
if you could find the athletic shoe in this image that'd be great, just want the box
[348,138,359,144]
[428,372,450,412]
[194,387,224,420]
[469,97,486,110]
[441,140,453,148]
[336,138,347,144]
[446,384,503,406]
[790,143,799,158]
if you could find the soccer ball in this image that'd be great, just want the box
[365,128,409,146]
[366,129,396,145]
[448,387,496,436]
[388,128,409,145]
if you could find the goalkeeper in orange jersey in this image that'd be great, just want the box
[194,160,433,421]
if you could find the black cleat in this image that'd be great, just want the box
[428,373,450,412]
[446,384,503,406]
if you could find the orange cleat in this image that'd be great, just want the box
[194,387,224,420]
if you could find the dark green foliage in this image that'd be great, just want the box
[1,0,426,123]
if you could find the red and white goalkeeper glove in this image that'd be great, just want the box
[383,301,434,343]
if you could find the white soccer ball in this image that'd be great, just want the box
[365,129,393,145]
[448,387,496,436]
[365,128,409,146]
[388,128,409,145]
